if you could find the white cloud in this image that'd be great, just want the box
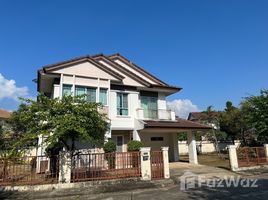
[0,73,29,100]
[167,99,200,119]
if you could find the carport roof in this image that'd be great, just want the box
[143,118,212,130]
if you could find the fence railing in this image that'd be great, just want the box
[237,147,268,167]
[0,155,59,186]
[71,152,141,182]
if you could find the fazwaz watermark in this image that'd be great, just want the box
[180,170,258,190]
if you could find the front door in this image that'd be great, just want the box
[111,135,123,152]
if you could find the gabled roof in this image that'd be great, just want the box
[188,112,208,121]
[42,55,125,81]
[91,54,151,87]
[109,53,170,86]
[0,109,12,120]
[188,112,219,121]
[38,53,182,92]
[144,118,212,130]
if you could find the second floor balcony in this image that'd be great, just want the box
[136,108,176,121]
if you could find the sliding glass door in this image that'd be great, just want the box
[141,96,158,119]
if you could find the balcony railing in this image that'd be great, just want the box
[136,108,175,120]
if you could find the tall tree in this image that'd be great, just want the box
[241,90,268,145]
[219,101,242,144]
[201,106,226,155]
[11,94,108,156]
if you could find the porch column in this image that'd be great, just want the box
[172,133,179,162]
[133,130,141,141]
[187,131,198,164]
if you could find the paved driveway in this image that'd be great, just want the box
[169,162,235,179]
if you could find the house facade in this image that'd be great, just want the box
[37,53,210,163]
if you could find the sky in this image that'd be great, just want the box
[0,0,267,118]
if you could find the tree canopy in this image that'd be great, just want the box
[11,94,108,155]
[241,90,268,144]
[219,101,243,143]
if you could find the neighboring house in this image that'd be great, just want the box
[0,109,37,156]
[37,53,210,163]
[187,111,241,153]
[188,112,219,130]
[0,109,12,136]
[0,109,12,153]
[0,109,11,120]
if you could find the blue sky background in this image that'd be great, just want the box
[0,0,267,116]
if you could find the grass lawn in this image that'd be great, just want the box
[179,153,230,170]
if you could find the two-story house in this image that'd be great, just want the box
[37,53,210,163]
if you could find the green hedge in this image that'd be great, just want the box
[127,140,144,152]
[103,140,116,153]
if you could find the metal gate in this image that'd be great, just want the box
[237,147,268,167]
[150,151,164,179]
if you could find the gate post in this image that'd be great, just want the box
[228,145,239,171]
[58,151,72,183]
[264,144,268,162]
[161,147,170,179]
[140,147,151,180]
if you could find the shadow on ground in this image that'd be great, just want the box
[0,190,25,200]
[184,177,268,200]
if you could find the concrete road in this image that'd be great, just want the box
[5,173,267,200]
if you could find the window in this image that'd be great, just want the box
[99,88,108,105]
[75,86,96,102]
[151,137,164,141]
[141,96,158,119]
[117,93,128,116]
[86,88,96,102]
[75,86,85,97]
[111,135,123,152]
[62,84,72,96]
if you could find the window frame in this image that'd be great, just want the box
[62,84,72,97]
[99,88,108,105]
[74,85,97,103]
[117,92,129,116]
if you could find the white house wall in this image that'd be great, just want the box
[47,59,169,131]
[139,131,174,161]
[53,61,120,81]
[53,84,60,98]
[99,60,145,87]
[110,90,140,130]
[158,93,167,110]
[74,76,98,87]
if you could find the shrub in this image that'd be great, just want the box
[103,140,116,153]
[127,140,144,152]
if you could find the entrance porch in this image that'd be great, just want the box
[110,119,211,164]
[134,119,211,164]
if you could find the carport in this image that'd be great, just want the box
[137,119,211,163]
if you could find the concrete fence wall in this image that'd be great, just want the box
[178,140,241,155]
